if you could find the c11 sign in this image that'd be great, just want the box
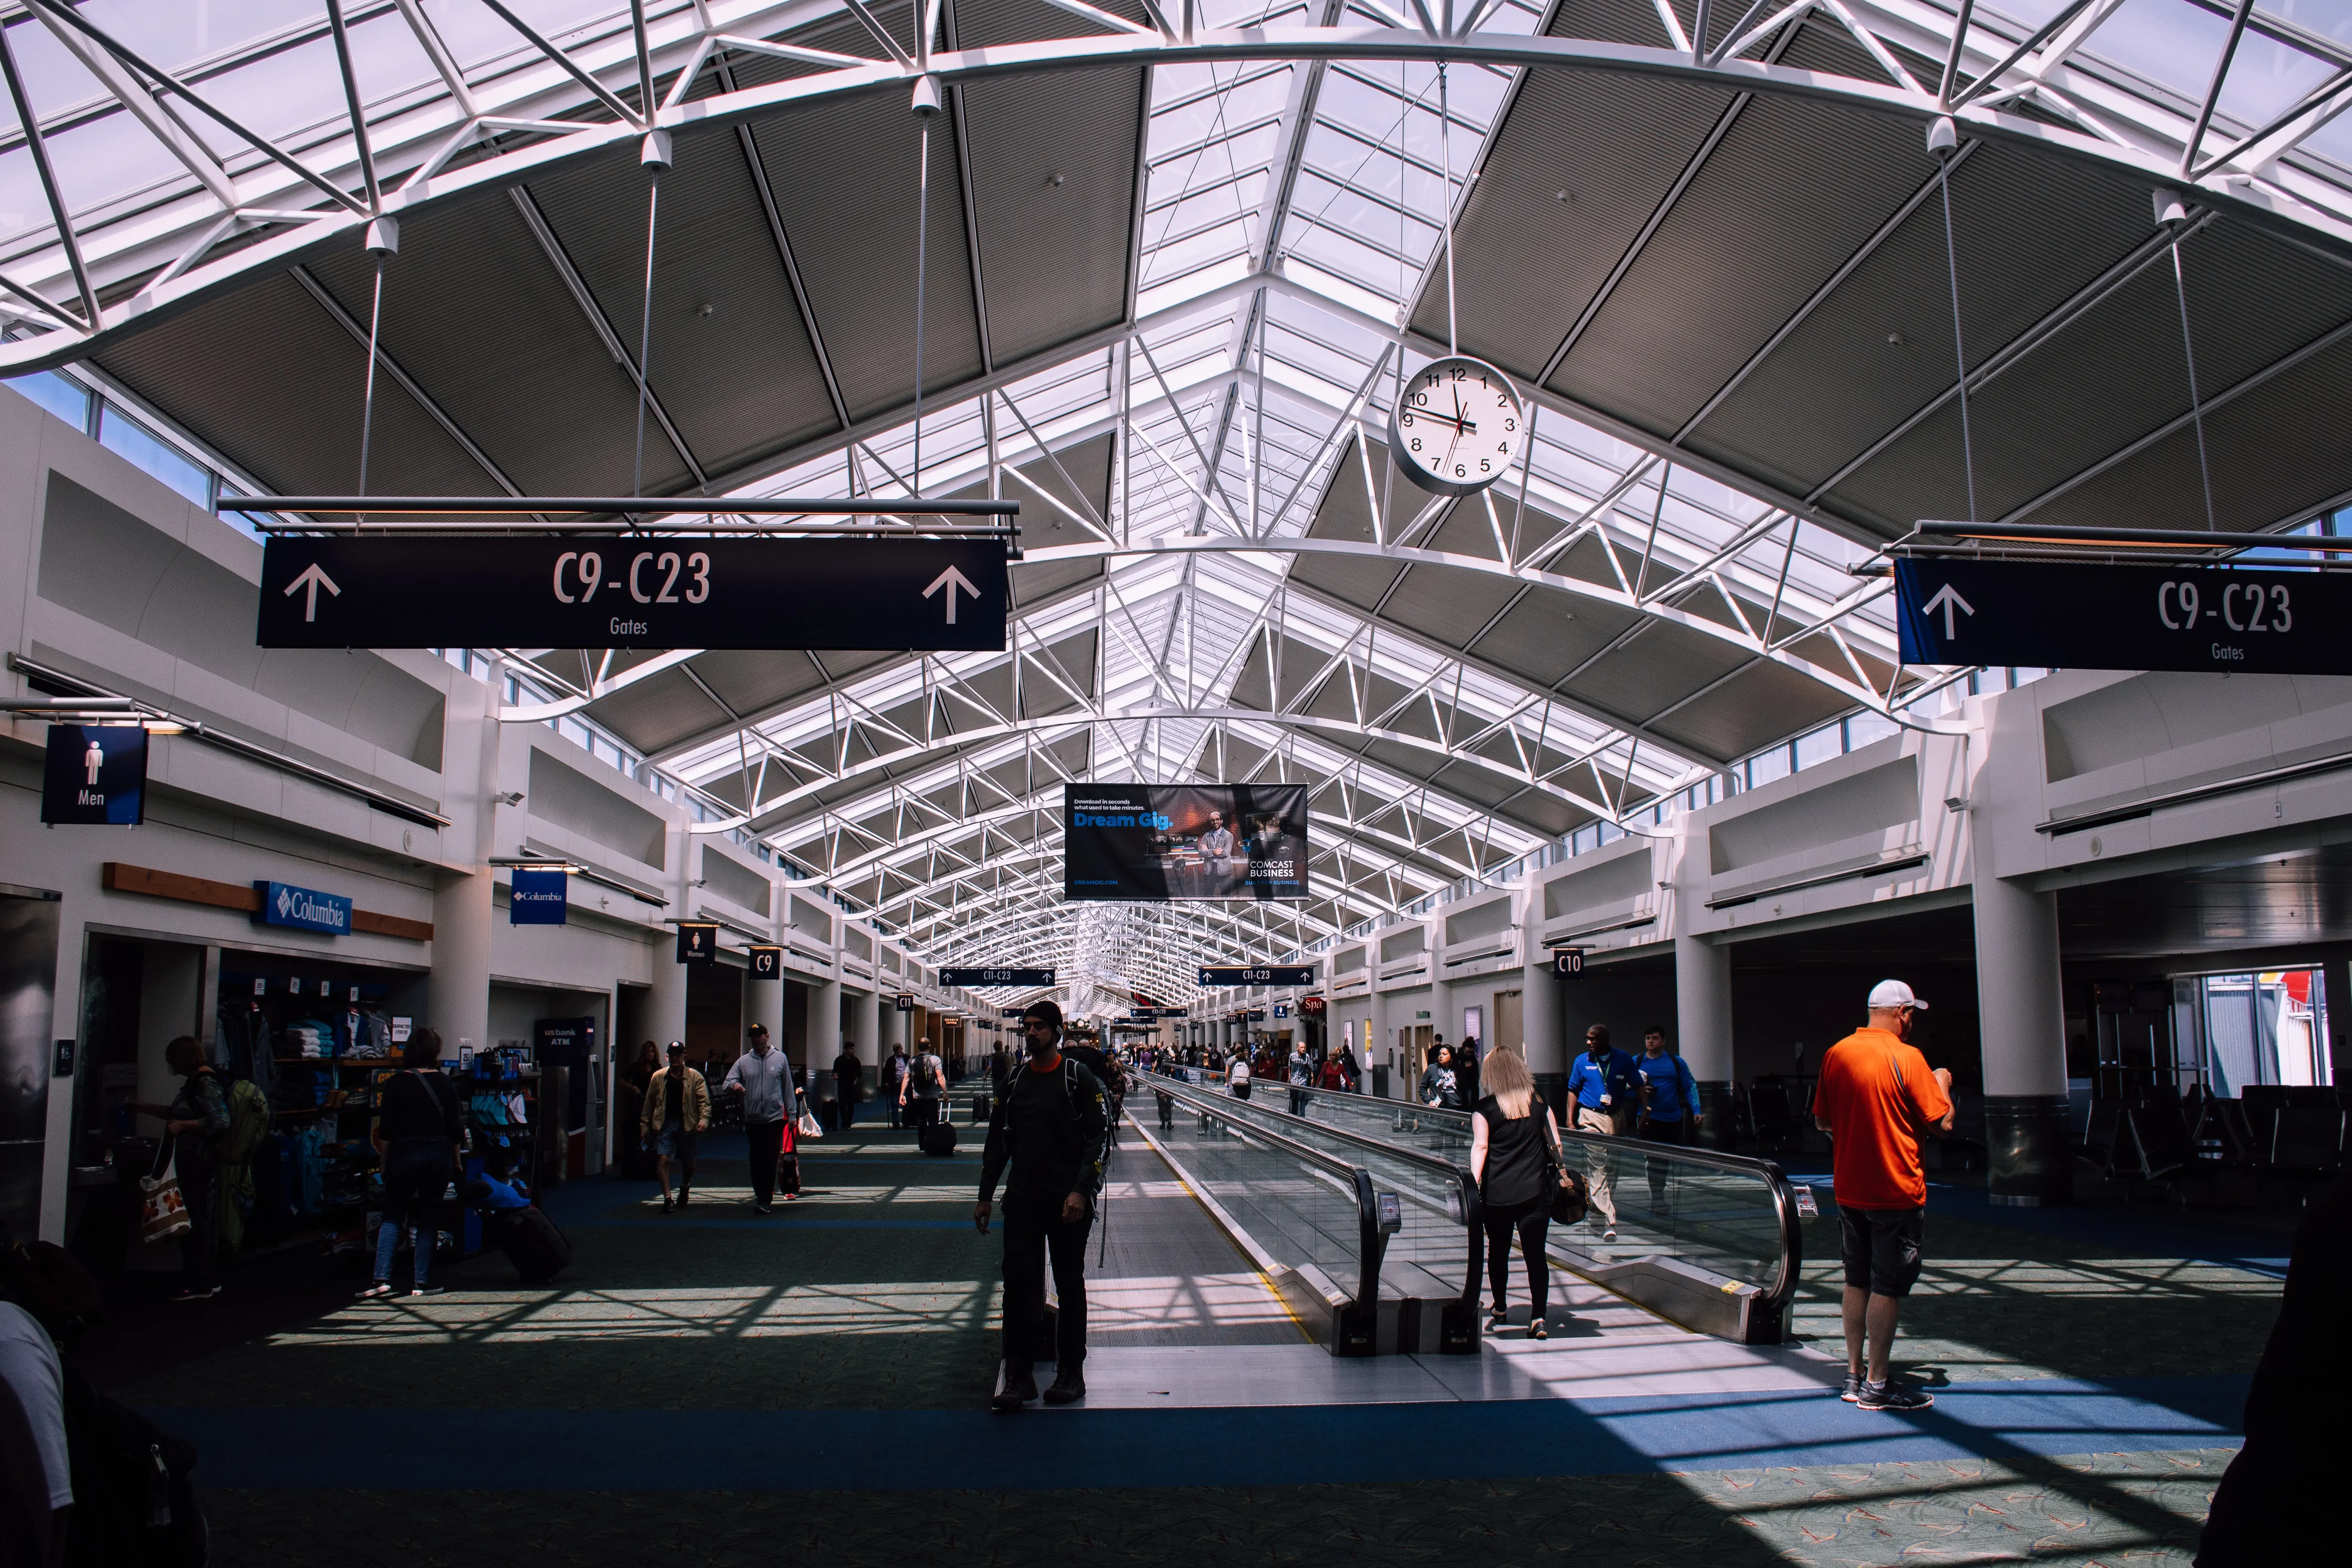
[1895,558,2349,675]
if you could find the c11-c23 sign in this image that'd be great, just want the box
[1063,784,1308,902]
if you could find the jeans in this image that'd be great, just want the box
[1641,1113,1691,1203]
[745,1120,785,1206]
[1001,1196,1093,1372]
[375,1137,451,1286]
[177,1150,218,1293]
[1480,1195,1550,1320]
[1289,1088,1309,1116]
[836,1079,859,1127]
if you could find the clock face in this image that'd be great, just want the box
[1386,357,1521,497]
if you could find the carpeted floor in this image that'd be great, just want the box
[60,1095,2285,1567]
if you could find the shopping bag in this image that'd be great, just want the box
[795,1108,823,1140]
[141,1147,192,1243]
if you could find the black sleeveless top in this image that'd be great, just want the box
[1475,1094,1549,1207]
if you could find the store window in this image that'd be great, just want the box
[2175,970,2333,1094]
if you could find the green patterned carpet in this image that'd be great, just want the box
[71,1111,2278,1568]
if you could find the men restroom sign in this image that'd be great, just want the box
[41,724,147,825]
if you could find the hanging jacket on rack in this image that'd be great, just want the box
[215,1004,278,1102]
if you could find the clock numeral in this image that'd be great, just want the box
[1401,413,1413,427]
[1481,459,1491,472]
[1454,464,1466,477]
[1504,419,1516,431]
[1411,438,1422,451]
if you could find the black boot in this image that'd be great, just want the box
[1042,1365,1086,1405]
[992,1365,1038,1413]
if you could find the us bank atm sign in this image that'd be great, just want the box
[254,880,352,935]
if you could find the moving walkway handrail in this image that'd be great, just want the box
[1143,1073,1384,1311]
[1148,1072,1481,1318]
[1282,1082,1805,1321]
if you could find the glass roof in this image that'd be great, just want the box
[10,0,2352,1005]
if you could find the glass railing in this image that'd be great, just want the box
[1139,1075,1382,1345]
[1234,1081,1805,1344]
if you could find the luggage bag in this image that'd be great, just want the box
[920,1119,958,1157]
[492,1205,572,1282]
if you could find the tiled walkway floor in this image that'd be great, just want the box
[73,1102,2273,1565]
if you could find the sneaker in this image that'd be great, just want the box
[661,1196,674,1212]
[169,1285,218,1303]
[678,1188,691,1207]
[410,1283,445,1298]
[1856,1380,1934,1412]
[754,1204,772,1216]
[1840,1373,1864,1402]
[1528,1318,1549,1341]
[356,1281,395,1300]
[1602,1227,1617,1243]
[992,1367,1039,1413]
[1042,1369,1086,1406]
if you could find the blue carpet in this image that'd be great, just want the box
[147,1375,2244,1492]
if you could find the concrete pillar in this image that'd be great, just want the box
[853,988,882,1089]
[1674,933,1734,1147]
[1973,865,2072,1206]
[809,977,843,1092]
[645,936,689,1050]
[1367,988,1392,1098]
[749,963,784,1097]
[1524,947,1565,1120]
[430,667,501,1056]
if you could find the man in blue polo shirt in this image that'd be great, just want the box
[1634,1024,1701,1210]
[1564,1024,1637,1241]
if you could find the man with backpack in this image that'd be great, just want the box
[901,1038,945,1135]
[974,1000,1109,1412]
[1634,1024,1701,1210]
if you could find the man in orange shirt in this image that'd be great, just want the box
[1814,980,1954,1412]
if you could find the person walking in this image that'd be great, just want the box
[901,1038,945,1133]
[885,1046,910,1127]
[641,1043,710,1212]
[1634,1024,1701,1209]
[725,1025,796,1214]
[1470,1046,1565,1338]
[832,1040,864,1131]
[617,1040,660,1179]
[975,1000,1110,1411]
[1455,1034,1482,1105]
[1227,1048,1252,1100]
[1418,1044,1461,1111]
[990,1041,1014,1103]
[1287,1040,1315,1116]
[1337,1038,1361,1091]
[1814,980,1952,1412]
[359,1026,463,1298]
[131,1037,231,1302]
[1565,1025,1636,1241]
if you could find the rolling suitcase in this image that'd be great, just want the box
[493,1206,572,1282]
[920,1118,958,1157]
[970,1092,993,1125]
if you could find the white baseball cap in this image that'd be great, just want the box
[1867,979,1927,1010]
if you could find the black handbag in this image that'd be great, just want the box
[1541,1113,1590,1226]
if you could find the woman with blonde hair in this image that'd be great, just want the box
[1468,1046,1564,1338]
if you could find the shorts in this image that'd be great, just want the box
[653,1124,698,1161]
[1839,1204,1925,1297]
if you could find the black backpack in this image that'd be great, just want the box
[63,1364,206,1566]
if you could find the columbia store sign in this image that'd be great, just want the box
[253,880,353,935]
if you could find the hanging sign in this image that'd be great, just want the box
[749,945,781,978]
[41,724,147,825]
[256,536,1009,651]
[509,867,568,925]
[894,993,917,1012]
[254,880,353,936]
[675,922,719,964]
[1273,1004,1290,1019]
[939,966,1055,988]
[1894,558,2352,675]
[1198,965,1316,987]
[1554,948,1585,975]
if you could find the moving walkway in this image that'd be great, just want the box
[1141,1073,1803,1353]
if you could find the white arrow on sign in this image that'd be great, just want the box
[923,564,979,625]
[1923,582,1974,640]
[284,562,341,623]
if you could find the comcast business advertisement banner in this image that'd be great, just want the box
[1063,784,1308,902]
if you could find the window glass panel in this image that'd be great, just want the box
[97,405,211,506]
[5,372,89,430]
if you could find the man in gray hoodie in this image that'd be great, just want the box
[724,1024,799,1214]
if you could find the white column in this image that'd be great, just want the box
[750,963,784,1088]
[645,934,689,1050]
[1674,932,1734,1146]
[430,667,501,1056]
[853,988,882,1086]
[1973,863,2071,1205]
[808,976,844,1090]
[1367,988,1392,1097]
[1523,943,1565,1114]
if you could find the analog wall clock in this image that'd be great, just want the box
[1386,356,1522,497]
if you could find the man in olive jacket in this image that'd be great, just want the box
[974,1000,1109,1411]
[640,1043,710,1212]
